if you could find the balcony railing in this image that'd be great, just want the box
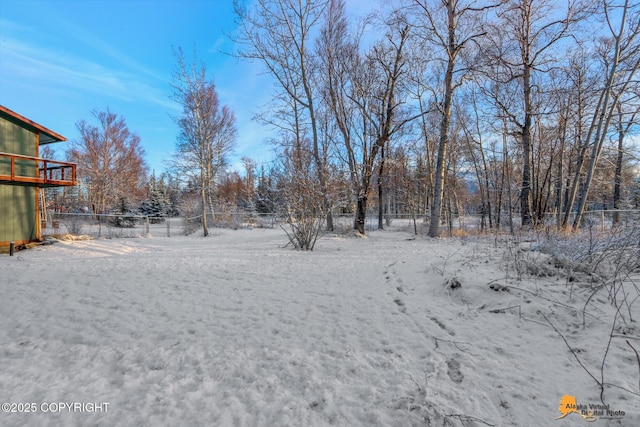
[0,152,76,187]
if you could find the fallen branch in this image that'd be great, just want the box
[433,337,473,354]
[487,305,522,319]
[628,340,640,394]
[445,413,495,426]
[541,312,602,392]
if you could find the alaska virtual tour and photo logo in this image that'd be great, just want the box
[555,395,626,422]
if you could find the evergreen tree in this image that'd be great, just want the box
[112,196,136,228]
[139,174,169,223]
[255,166,276,214]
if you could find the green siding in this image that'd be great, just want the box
[0,116,38,243]
[1,114,36,154]
[0,186,37,242]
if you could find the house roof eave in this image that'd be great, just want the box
[0,105,67,144]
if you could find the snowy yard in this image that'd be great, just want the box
[1,225,638,426]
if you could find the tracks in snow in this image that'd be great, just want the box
[382,260,464,385]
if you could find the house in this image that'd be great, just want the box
[0,105,76,246]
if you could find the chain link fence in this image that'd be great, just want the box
[42,209,640,240]
[44,211,281,239]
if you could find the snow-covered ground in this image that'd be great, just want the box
[1,224,638,426]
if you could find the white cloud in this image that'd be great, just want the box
[0,36,176,110]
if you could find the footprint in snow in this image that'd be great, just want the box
[393,298,407,313]
[446,357,464,384]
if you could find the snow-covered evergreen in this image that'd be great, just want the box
[138,174,169,223]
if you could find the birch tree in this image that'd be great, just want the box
[170,48,237,237]
[612,100,639,225]
[68,109,147,215]
[570,0,640,229]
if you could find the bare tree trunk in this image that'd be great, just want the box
[428,55,454,237]
[612,133,624,227]
[496,158,504,231]
[613,131,623,225]
[480,142,493,231]
[386,185,392,226]
[201,168,209,237]
[562,131,590,228]
[555,145,564,229]
[553,105,569,229]
[206,163,216,222]
[612,107,636,226]
[520,58,534,227]
[355,192,367,234]
[378,142,385,229]
[503,120,514,234]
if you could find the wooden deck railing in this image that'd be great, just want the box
[0,152,76,187]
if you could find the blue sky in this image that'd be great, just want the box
[0,0,276,174]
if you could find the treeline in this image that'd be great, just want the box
[229,0,640,237]
[48,0,640,241]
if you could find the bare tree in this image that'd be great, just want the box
[317,0,360,225]
[318,2,414,234]
[170,48,237,237]
[612,99,639,225]
[486,0,577,227]
[404,39,437,224]
[411,0,497,236]
[68,109,147,215]
[233,0,334,231]
[570,0,640,229]
[457,89,494,231]
[546,46,598,229]
[278,137,326,250]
